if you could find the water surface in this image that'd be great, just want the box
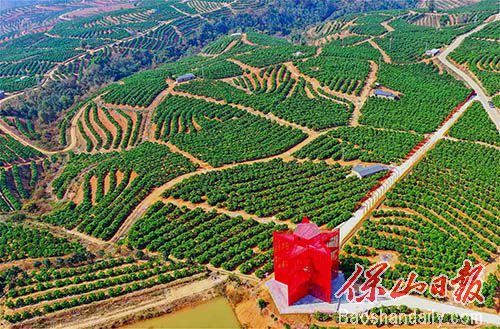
[120,297,241,329]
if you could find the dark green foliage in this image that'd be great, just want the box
[43,142,197,240]
[294,126,423,164]
[165,159,380,227]
[352,141,500,284]
[360,63,470,133]
[128,202,282,274]
[2,256,204,323]
[153,96,306,167]
[448,102,500,146]
[0,223,85,262]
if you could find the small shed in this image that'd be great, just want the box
[175,73,196,83]
[231,32,242,36]
[293,51,304,57]
[374,89,398,100]
[0,90,5,100]
[352,164,389,179]
[425,48,440,56]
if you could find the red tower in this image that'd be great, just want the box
[273,217,340,305]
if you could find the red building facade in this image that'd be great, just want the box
[273,217,340,305]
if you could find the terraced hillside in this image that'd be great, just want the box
[76,102,142,152]
[0,2,499,328]
[43,142,197,240]
[3,256,204,324]
[344,140,499,294]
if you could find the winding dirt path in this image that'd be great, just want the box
[141,80,177,141]
[283,62,355,105]
[0,101,83,155]
[351,60,378,126]
[368,39,392,64]
[171,89,316,134]
[443,136,500,150]
[241,33,258,46]
[381,18,395,32]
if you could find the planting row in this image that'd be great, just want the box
[164,159,381,227]
[43,142,197,240]
[128,202,282,277]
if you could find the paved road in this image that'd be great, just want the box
[338,98,475,244]
[438,13,500,131]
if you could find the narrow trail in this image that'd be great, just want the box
[241,33,258,46]
[283,62,357,105]
[381,19,395,32]
[201,38,239,58]
[0,191,14,211]
[26,220,110,250]
[227,58,262,76]
[157,140,212,169]
[161,196,292,227]
[351,60,378,126]
[438,12,500,131]
[368,39,392,64]
[171,89,316,134]
[140,80,176,141]
[443,136,500,151]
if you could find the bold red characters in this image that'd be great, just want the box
[273,217,340,305]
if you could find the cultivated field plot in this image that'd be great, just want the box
[0,222,84,262]
[293,126,423,165]
[177,66,352,130]
[0,161,43,211]
[360,63,470,133]
[419,0,481,10]
[43,142,197,240]
[153,96,306,167]
[0,0,255,93]
[187,0,231,14]
[161,55,244,79]
[321,39,381,61]
[77,102,142,152]
[120,24,183,52]
[346,140,499,287]
[164,159,381,227]
[294,55,371,96]
[307,15,355,41]
[448,101,500,146]
[244,32,292,47]
[202,35,241,55]
[348,13,391,36]
[234,45,316,67]
[49,4,182,40]
[101,69,169,108]
[2,256,204,324]
[128,202,284,277]
[0,131,42,167]
[0,32,86,92]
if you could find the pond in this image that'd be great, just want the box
[120,296,241,329]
